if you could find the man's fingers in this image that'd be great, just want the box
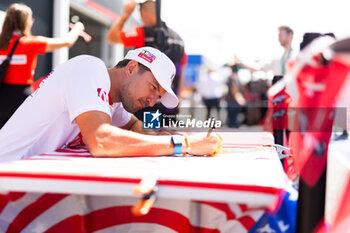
[215,132,223,141]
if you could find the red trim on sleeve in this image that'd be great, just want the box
[120,26,145,48]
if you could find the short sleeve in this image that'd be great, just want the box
[120,26,145,48]
[111,103,132,127]
[23,36,48,55]
[62,56,112,122]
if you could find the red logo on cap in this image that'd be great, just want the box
[138,50,156,63]
[170,73,175,83]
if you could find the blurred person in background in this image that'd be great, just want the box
[234,26,294,126]
[276,25,295,76]
[198,67,224,120]
[235,25,295,77]
[107,0,186,122]
[0,3,85,128]
[225,64,246,128]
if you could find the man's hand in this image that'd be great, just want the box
[188,133,223,156]
[122,1,138,18]
[107,1,137,44]
[234,55,242,65]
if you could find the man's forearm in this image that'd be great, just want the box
[107,14,129,44]
[91,124,175,157]
[121,115,156,135]
[128,117,172,135]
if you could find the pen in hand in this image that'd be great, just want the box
[205,117,223,155]
[206,117,216,137]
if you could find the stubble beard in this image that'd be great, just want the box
[120,83,138,113]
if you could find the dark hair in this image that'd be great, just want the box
[299,32,336,50]
[139,0,155,12]
[231,64,239,73]
[115,59,151,74]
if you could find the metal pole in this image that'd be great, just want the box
[297,168,327,233]
[156,0,161,27]
[154,0,165,49]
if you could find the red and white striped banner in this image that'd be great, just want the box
[0,192,266,233]
[0,132,289,232]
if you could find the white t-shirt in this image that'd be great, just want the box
[198,71,224,99]
[263,48,298,76]
[0,55,131,162]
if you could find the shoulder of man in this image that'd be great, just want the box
[67,55,106,67]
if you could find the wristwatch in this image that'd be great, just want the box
[171,135,183,155]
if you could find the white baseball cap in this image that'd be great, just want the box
[124,47,178,108]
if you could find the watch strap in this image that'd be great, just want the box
[171,135,183,155]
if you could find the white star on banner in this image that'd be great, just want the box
[151,110,161,122]
[256,223,276,233]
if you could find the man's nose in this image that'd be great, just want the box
[147,94,159,107]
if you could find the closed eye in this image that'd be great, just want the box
[150,82,162,99]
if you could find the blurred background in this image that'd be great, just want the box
[1,0,349,128]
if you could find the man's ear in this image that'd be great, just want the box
[125,60,138,77]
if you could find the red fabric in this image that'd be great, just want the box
[0,192,25,214]
[329,179,350,233]
[238,215,257,231]
[316,179,350,233]
[200,202,237,220]
[120,27,188,68]
[291,58,350,186]
[120,26,145,48]
[1,34,47,85]
[0,192,261,233]
[45,206,221,233]
[32,76,45,91]
[272,89,292,130]
[199,201,260,231]
[263,85,296,180]
[0,136,285,233]
[181,51,188,67]
[264,88,292,132]
[6,194,69,233]
[283,155,297,181]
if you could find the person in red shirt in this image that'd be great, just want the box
[107,0,186,122]
[0,3,86,128]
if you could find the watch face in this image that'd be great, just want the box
[172,135,182,145]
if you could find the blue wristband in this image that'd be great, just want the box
[171,135,183,155]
